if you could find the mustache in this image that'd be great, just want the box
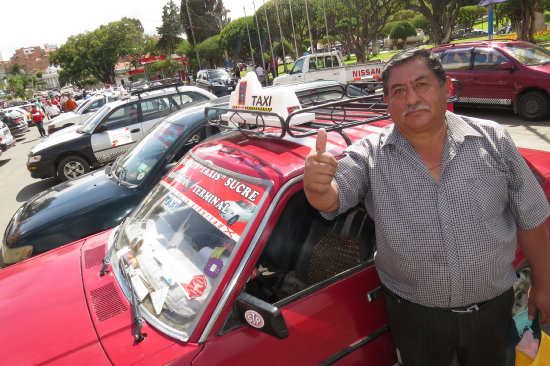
[402,104,430,117]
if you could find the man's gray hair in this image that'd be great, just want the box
[382,48,446,96]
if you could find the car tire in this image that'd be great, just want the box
[57,155,90,181]
[518,91,550,121]
[227,215,239,226]
[512,262,531,316]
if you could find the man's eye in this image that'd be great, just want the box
[393,88,403,94]
[417,82,427,88]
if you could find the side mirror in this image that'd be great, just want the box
[235,292,289,339]
[95,124,108,133]
[447,78,462,104]
[500,62,515,71]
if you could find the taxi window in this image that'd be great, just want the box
[440,49,471,70]
[172,92,210,108]
[473,47,507,70]
[140,97,175,121]
[309,58,317,70]
[290,59,304,74]
[87,99,105,113]
[100,102,139,130]
[244,190,376,305]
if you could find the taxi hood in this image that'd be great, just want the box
[0,240,109,364]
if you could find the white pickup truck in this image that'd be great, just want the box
[273,52,385,86]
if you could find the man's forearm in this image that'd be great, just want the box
[304,182,340,213]
[517,222,550,287]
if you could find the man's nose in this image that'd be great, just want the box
[404,85,421,105]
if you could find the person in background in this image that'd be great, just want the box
[82,90,91,100]
[234,64,241,79]
[44,100,61,120]
[59,93,68,112]
[64,94,78,112]
[30,104,46,138]
[255,62,265,85]
[304,48,550,365]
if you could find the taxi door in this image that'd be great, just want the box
[91,102,143,164]
[193,187,397,365]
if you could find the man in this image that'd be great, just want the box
[304,48,550,365]
[64,94,78,112]
[59,93,68,112]
[30,104,46,138]
[44,100,60,120]
[255,62,265,85]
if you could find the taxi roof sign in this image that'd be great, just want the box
[220,72,314,127]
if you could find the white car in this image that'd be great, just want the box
[0,120,16,153]
[47,94,119,134]
[218,200,256,226]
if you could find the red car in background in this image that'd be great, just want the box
[431,40,550,121]
[0,75,548,365]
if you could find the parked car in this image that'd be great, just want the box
[27,85,217,181]
[4,80,364,266]
[0,121,16,152]
[195,69,239,96]
[47,93,120,134]
[0,109,29,136]
[0,75,546,365]
[463,29,488,39]
[431,40,550,121]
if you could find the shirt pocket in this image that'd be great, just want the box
[467,174,508,222]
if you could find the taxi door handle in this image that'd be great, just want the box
[131,128,140,133]
[367,286,385,302]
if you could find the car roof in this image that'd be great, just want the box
[431,39,529,51]
[105,85,213,109]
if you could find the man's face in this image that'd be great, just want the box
[383,58,450,136]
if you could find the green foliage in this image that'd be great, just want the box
[390,20,417,42]
[196,35,225,68]
[49,17,146,84]
[220,16,262,62]
[457,5,487,32]
[392,9,416,21]
[8,64,21,75]
[5,75,28,100]
[180,0,224,45]
[157,0,183,55]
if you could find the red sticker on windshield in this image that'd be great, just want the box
[182,274,208,298]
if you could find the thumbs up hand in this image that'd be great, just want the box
[304,128,339,212]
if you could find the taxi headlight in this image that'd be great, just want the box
[1,244,33,264]
[28,155,41,163]
[212,81,224,86]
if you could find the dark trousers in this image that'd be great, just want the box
[386,287,514,366]
[35,120,46,137]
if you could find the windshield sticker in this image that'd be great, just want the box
[182,274,208,299]
[108,127,133,147]
[162,195,182,212]
[151,287,169,315]
[162,159,267,240]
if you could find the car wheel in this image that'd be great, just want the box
[187,129,205,144]
[518,91,550,121]
[512,262,531,316]
[57,155,90,181]
[227,215,239,226]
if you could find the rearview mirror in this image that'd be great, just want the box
[235,292,289,339]
[500,62,515,71]
[95,124,108,133]
[447,78,462,104]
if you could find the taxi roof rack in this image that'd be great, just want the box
[129,77,184,98]
[205,91,389,145]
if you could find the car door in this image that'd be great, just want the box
[438,48,474,101]
[193,186,396,365]
[288,58,305,83]
[467,47,516,105]
[90,102,143,164]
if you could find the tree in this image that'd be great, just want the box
[220,16,260,63]
[456,5,487,33]
[180,0,225,45]
[196,35,225,68]
[49,18,146,84]
[390,20,417,48]
[496,0,543,42]
[157,0,184,55]
[404,0,466,45]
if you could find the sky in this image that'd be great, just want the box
[0,0,261,61]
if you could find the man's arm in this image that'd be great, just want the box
[304,128,340,213]
[517,222,550,325]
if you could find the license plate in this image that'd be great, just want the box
[228,87,233,90]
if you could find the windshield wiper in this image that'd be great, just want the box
[119,257,147,343]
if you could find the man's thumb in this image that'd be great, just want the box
[316,128,327,154]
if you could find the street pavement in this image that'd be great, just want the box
[0,108,549,253]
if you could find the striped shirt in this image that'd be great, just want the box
[325,111,550,308]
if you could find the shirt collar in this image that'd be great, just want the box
[380,111,482,149]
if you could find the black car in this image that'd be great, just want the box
[195,69,239,96]
[1,110,29,136]
[27,85,215,181]
[2,100,222,266]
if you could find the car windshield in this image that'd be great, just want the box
[80,104,114,133]
[112,156,269,340]
[207,70,229,79]
[110,115,188,185]
[503,43,550,66]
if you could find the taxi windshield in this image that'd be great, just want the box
[110,115,187,185]
[503,42,550,66]
[80,105,113,133]
[113,156,268,340]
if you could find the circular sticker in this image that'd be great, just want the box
[244,310,265,329]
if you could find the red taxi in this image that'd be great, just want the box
[0,73,548,365]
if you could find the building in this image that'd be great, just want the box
[8,46,52,74]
